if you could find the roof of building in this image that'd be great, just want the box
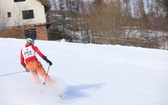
[36,0,51,12]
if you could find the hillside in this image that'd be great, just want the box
[0,38,168,105]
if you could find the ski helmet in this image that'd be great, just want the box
[26,38,34,44]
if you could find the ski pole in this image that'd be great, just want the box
[0,71,26,77]
[43,64,50,85]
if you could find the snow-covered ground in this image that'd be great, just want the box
[0,38,168,105]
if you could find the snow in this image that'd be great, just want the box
[0,38,168,105]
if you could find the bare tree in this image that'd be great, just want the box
[86,0,134,44]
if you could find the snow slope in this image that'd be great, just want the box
[0,38,168,105]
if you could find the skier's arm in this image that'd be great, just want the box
[20,50,25,66]
[32,46,52,66]
[20,50,29,72]
[32,46,45,58]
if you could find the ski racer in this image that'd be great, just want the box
[20,38,54,85]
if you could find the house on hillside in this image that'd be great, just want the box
[0,0,53,40]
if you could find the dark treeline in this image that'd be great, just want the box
[46,0,168,49]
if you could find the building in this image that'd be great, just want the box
[0,0,52,40]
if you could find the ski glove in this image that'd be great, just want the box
[25,69,29,72]
[22,64,29,72]
[43,56,52,66]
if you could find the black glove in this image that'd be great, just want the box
[25,69,29,72]
[22,64,29,72]
[43,56,52,66]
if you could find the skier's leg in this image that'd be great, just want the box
[26,61,40,83]
[30,70,40,83]
[36,61,54,85]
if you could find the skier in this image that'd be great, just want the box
[20,38,54,85]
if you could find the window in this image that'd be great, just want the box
[7,12,11,17]
[14,0,25,2]
[25,29,36,39]
[22,10,34,19]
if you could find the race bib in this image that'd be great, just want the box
[22,46,35,59]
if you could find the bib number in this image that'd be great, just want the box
[22,46,35,58]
